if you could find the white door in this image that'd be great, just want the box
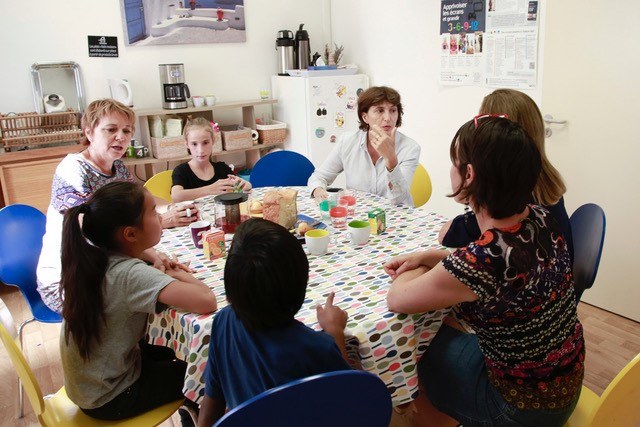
[542,0,640,320]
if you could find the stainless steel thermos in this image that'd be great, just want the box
[275,30,295,76]
[294,24,310,70]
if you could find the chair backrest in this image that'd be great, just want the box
[590,352,640,426]
[249,150,315,188]
[0,204,47,303]
[410,163,432,208]
[570,203,606,301]
[144,169,174,202]
[0,304,46,418]
[213,370,392,427]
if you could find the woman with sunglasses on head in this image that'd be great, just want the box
[308,86,420,206]
[384,117,584,426]
[439,89,573,263]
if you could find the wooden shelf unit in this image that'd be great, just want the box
[0,99,281,211]
[133,99,280,177]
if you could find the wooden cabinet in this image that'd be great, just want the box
[133,99,280,178]
[0,144,80,212]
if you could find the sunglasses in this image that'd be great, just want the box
[473,113,509,128]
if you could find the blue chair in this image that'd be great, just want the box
[249,150,315,188]
[0,204,62,418]
[570,203,606,302]
[213,370,392,427]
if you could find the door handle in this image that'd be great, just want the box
[543,114,567,137]
[543,114,567,124]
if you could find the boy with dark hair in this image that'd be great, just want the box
[198,218,350,426]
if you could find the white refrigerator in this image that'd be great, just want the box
[271,74,370,186]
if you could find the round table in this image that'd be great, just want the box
[147,186,449,406]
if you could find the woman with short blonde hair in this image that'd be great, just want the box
[439,89,573,261]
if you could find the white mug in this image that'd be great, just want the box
[192,96,205,107]
[174,200,195,218]
[348,220,370,246]
[205,95,216,106]
[305,229,330,255]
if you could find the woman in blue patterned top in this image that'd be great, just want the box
[384,116,584,426]
[37,99,195,313]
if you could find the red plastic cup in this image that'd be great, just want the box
[329,206,348,229]
[339,194,357,216]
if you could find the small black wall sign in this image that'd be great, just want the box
[88,36,118,58]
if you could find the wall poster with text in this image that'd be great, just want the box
[440,0,487,85]
[439,0,539,89]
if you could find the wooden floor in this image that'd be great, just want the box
[1,284,639,426]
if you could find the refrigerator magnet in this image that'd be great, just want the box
[335,83,346,98]
[312,84,322,97]
[316,101,328,119]
[356,88,364,96]
[334,112,345,128]
[346,96,356,111]
[330,135,337,143]
[315,127,325,138]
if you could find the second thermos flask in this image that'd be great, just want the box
[295,23,310,70]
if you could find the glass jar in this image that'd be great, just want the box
[213,193,250,233]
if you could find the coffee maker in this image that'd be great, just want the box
[159,63,190,109]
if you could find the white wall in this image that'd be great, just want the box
[330,0,544,219]
[0,0,331,113]
[332,0,640,321]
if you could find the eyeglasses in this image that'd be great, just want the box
[473,113,509,128]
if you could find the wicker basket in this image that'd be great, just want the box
[0,110,81,151]
[220,125,253,150]
[256,120,287,145]
[151,136,188,159]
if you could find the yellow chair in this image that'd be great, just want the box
[144,170,174,203]
[0,306,182,426]
[410,163,432,208]
[566,352,640,426]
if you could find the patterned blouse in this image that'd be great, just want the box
[50,153,133,212]
[36,153,133,313]
[442,205,584,410]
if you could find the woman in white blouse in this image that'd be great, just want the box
[308,86,420,206]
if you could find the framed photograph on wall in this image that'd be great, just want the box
[120,0,246,46]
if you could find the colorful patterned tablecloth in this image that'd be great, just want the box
[147,187,449,406]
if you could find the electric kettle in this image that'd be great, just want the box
[108,79,134,106]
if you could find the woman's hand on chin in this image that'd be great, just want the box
[369,125,397,160]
